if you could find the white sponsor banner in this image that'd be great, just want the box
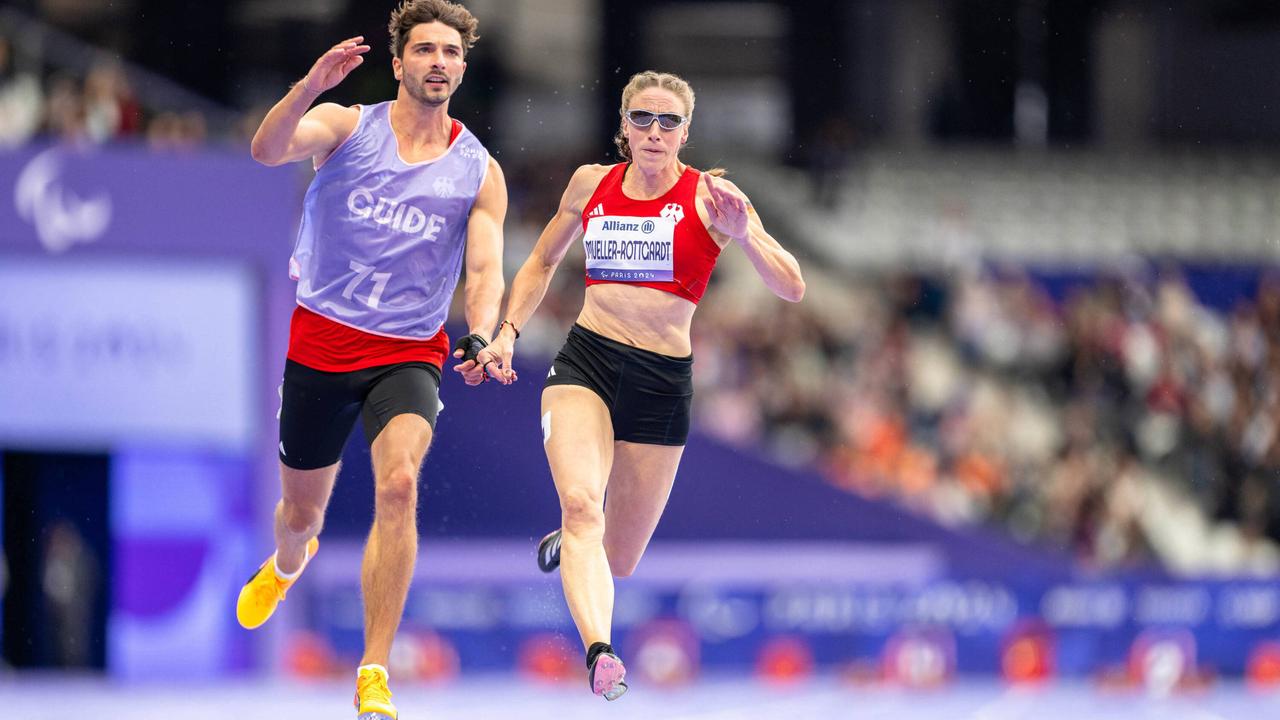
[0,258,256,450]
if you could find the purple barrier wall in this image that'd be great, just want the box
[1,145,300,678]
[294,540,1280,679]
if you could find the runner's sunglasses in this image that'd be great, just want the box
[625,109,688,130]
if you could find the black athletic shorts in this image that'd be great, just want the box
[544,324,693,446]
[278,359,442,470]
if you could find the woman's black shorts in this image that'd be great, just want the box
[543,324,693,446]
[278,359,442,470]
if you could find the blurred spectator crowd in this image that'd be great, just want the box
[689,266,1280,576]
[0,34,259,150]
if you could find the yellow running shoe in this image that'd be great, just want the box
[354,664,398,720]
[235,537,319,629]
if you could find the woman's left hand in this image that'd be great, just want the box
[701,173,750,242]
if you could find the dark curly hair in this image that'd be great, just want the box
[388,0,479,58]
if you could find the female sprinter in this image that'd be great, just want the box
[478,70,804,700]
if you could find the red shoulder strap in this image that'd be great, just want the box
[583,163,627,215]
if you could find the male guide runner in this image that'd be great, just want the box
[235,2,506,718]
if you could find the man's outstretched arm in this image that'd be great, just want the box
[250,36,368,166]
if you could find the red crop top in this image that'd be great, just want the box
[580,163,721,304]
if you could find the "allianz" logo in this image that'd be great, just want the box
[600,219,656,234]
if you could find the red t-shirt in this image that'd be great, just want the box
[287,120,463,372]
[287,306,450,372]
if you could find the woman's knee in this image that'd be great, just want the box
[559,486,604,534]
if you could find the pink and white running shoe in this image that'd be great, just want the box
[589,651,628,701]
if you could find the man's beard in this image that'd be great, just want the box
[404,74,451,107]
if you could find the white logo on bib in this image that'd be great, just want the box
[660,203,684,224]
[433,176,456,197]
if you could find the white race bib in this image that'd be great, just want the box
[583,215,675,282]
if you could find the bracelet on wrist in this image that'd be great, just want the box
[500,319,520,339]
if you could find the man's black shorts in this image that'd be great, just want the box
[544,324,693,446]
[278,359,442,470]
